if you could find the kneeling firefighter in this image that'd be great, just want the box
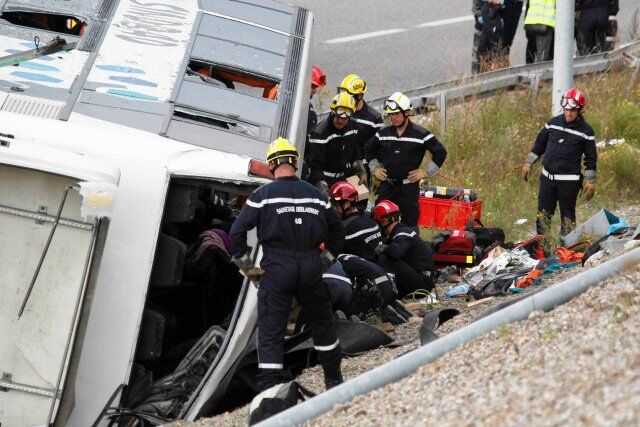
[330,181,383,263]
[229,138,345,422]
[520,88,597,236]
[366,92,447,227]
[323,253,398,316]
[373,200,437,297]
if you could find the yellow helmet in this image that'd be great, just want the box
[338,74,367,95]
[266,137,299,168]
[383,92,412,114]
[329,92,356,118]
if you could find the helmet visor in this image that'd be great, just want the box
[561,95,580,110]
[334,106,353,118]
[383,99,401,112]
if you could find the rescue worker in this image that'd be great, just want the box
[308,93,366,194]
[520,88,597,236]
[477,0,506,72]
[502,0,525,57]
[372,200,437,296]
[330,181,383,262]
[471,0,484,74]
[337,74,383,165]
[576,0,619,55]
[230,137,345,396]
[323,253,398,317]
[524,0,556,63]
[303,65,327,181]
[307,65,327,137]
[366,92,447,227]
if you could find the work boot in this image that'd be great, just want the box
[323,368,344,390]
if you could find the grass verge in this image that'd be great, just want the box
[414,67,640,241]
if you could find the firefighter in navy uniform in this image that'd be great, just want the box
[576,0,618,55]
[308,93,366,194]
[366,92,447,227]
[330,181,383,263]
[337,74,383,175]
[230,138,345,397]
[323,253,398,317]
[520,88,597,236]
[372,200,437,297]
[303,65,327,181]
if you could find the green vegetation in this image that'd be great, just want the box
[415,68,640,241]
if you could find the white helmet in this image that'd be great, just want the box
[383,92,412,114]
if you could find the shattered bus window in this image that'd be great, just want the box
[1,11,87,36]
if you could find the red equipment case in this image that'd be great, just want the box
[432,253,476,268]
[418,196,483,230]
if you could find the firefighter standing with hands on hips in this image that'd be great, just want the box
[307,93,366,194]
[366,92,447,227]
[230,138,345,421]
[520,88,597,236]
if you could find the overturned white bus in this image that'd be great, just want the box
[0,0,314,425]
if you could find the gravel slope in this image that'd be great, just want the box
[309,264,640,427]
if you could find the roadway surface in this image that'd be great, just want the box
[288,0,640,102]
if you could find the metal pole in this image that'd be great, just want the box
[258,247,640,426]
[18,185,74,318]
[438,92,447,134]
[552,0,575,115]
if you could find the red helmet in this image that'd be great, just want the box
[373,200,401,223]
[311,65,326,88]
[330,181,358,202]
[561,88,586,110]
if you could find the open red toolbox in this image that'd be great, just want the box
[418,196,483,230]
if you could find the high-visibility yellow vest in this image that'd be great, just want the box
[524,0,556,28]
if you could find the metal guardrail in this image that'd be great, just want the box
[320,39,640,127]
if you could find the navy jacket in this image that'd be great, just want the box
[365,121,447,180]
[351,102,383,153]
[531,114,597,175]
[230,176,345,257]
[342,213,383,262]
[379,224,434,271]
[307,116,361,185]
[305,103,318,163]
[332,254,397,304]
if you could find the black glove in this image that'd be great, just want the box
[375,244,388,257]
[320,249,335,271]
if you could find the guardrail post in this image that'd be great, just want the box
[438,92,447,134]
[625,53,640,89]
[529,73,541,104]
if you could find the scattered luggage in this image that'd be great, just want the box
[464,218,505,250]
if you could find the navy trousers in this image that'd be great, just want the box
[536,175,582,236]
[377,181,420,227]
[256,249,341,390]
